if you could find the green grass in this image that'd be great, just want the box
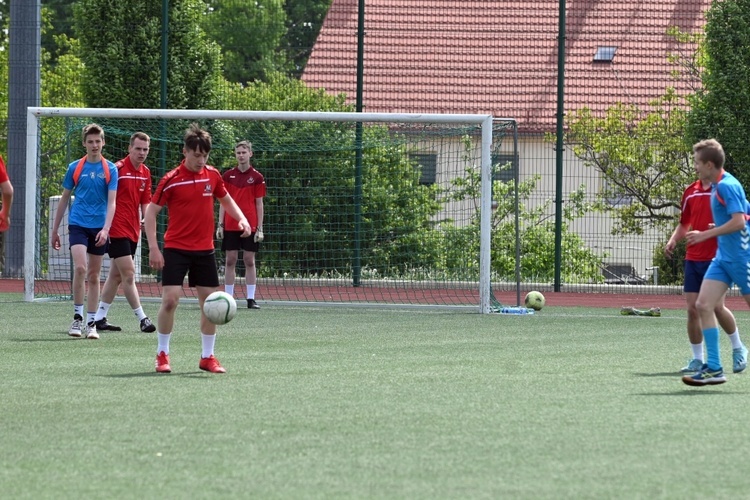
[2,301,750,499]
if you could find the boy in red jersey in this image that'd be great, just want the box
[0,154,13,231]
[665,168,747,374]
[144,123,251,374]
[93,132,157,333]
[216,141,266,309]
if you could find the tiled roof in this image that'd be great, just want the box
[302,0,709,132]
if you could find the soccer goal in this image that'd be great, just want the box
[24,107,518,313]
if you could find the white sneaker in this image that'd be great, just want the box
[86,322,99,340]
[68,315,83,337]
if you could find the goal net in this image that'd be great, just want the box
[24,108,518,313]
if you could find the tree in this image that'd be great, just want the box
[74,0,223,110]
[202,0,289,84]
[283,0,333,77]
[564,90,693,235]
[443,146,604,283]
[214,74,444,277]
[686,0,750,189]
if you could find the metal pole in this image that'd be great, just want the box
[553,0,567,292]
[7,0,42,278]
[353,0,365,287]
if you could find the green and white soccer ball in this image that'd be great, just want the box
[203,291,238,325]
[524,291,545,311]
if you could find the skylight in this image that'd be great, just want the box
[593,46,617,62]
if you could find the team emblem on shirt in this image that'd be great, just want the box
[204,184,213,196]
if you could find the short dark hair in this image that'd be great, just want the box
[82,123,104,142]
[693,138,725,169]
[184,123,212,153]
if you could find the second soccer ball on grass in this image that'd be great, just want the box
[203,291,238,325]
[524,291,545,311]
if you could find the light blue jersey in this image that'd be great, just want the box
[61,158,118,229]
[711,170,750,263]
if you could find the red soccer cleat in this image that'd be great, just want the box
[199,355,226,374]
[155,351,171,373]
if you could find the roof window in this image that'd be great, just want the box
[593,46,617,62]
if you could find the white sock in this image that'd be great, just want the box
[74,304,84,318]
[247,284,256,300]
[727,331,743,350]
[94,301,111,321]
[157,333,171,354]
[201,333,216,358]
[691,343,704,361]
[87,312,96,324]
[133,306,147,321]
[224,284,235,296]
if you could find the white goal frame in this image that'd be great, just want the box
[25,107,499,313]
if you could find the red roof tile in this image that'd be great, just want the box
[302,0,709,132]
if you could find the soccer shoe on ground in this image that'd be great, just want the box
[682,364,726,386]
[86,322,99,340]
[680,358,703,374]
[732,345,749,373]
[155,351,171,373]
[95,317,122,332]
[199,355,226,373]
[140,317,156,333]
[68,315,84,337]
[247,299,260,309]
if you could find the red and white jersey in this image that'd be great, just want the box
[152,161,227,251]
[0,155,8,184]
[110,156,152,242]
[680,179,717,261]
[221,165,266,231]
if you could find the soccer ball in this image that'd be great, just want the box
[524,291,545,311]
[203,291,238,325]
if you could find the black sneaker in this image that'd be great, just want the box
[140,317,156,333]
[247,299,260,309]
[95,317,122,331]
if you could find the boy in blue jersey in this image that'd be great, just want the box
[683,138,750,386]
[51,123,118,339]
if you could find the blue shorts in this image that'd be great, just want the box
[68,224,108,256]
[684,260,711,293]
[704,258,750,295]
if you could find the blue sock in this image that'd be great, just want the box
[704,327,721,371]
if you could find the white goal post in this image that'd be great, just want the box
[25,107,505,313]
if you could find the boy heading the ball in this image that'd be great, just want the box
[144,123,251,374]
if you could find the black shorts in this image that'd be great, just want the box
[69,224,108,256]
[221,230,260,253]
[683,260,711,294]
[108,237,138,259]
[161,248,219,287]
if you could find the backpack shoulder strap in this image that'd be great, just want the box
[73,156,110,186]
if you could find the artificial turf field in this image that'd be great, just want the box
[2,299,750,499]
